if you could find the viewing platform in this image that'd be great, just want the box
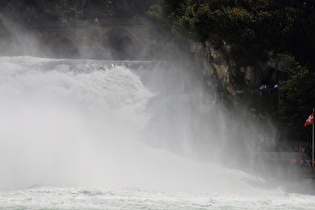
[256,152,308,162]
[255,152,315,180]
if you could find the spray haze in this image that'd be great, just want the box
[0,54,269,192]
[0,4,303,195]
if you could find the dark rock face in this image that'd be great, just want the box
[189,41,283,97]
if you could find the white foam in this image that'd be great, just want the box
[0,56,286,193]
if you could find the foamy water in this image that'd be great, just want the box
[1,56,315,209]
[1,186,315,210]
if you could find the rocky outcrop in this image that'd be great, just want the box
[189,40,283,97]
[190,41,233,94]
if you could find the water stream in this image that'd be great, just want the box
[0,56,315,209]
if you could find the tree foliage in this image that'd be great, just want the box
[0,0,157,22]
[148,0,315,67]
[147,0,315,142]
[278,55,315,140]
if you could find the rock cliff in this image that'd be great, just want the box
[189,40,284,100]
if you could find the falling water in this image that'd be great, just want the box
[1,56,315,209]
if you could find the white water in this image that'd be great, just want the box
[0,56,315,209]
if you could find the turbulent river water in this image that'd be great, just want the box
[1,56,315,209]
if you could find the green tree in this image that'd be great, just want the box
[278,54,315,141]
[52,0,81,20]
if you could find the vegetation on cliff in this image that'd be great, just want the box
[148,0,315,143]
